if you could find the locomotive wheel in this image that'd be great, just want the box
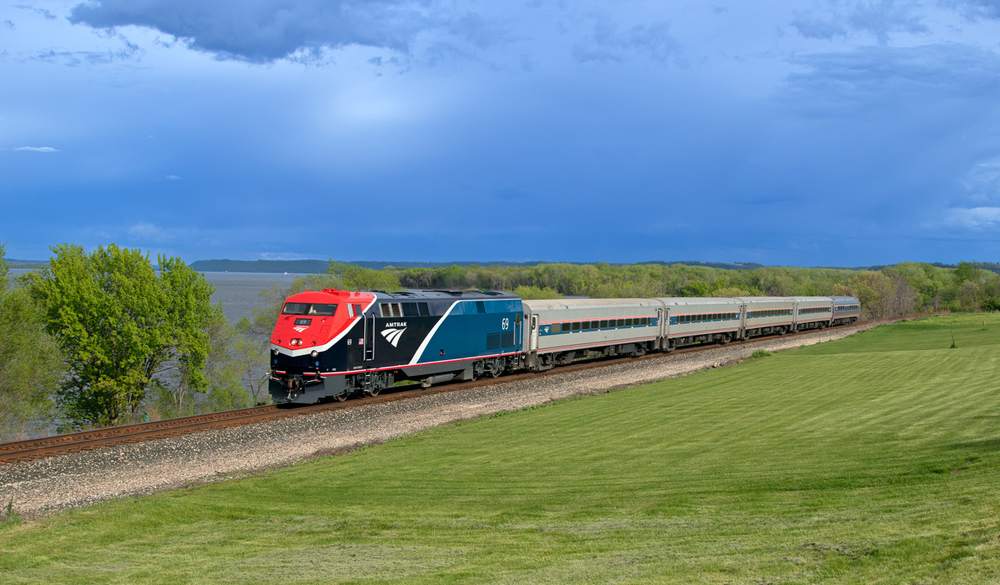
[335,393,348,402]
[369,388,381,396]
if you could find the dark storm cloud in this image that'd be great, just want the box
[68,0,444,62]
[792,0,927,44]
[572,18,681,65]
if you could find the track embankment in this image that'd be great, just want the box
[0,321,880,519]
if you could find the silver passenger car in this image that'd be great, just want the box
[655,297,744,349]
[522,298,664,370]
[792,296,835,331]
[739,297,796,338]
[830,296,861,324]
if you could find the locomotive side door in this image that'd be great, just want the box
[529,314,539,352]
[516,312,523,351]
[657,308,664,350]
[364,312,376,361]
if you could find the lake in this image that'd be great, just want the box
[202,272,299,324]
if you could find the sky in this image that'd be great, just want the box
[3,1,1000,267]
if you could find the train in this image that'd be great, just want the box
[268,290,861,404]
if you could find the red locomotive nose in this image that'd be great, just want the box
[270,289,376,354]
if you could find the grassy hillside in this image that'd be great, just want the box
[3,315,1000,583]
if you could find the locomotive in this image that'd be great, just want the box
[269,289,860,405]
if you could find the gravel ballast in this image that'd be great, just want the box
[0,323,876,519]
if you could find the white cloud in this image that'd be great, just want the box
[942,206,1000,228]
[164,175,182,180]
[960,157,1000,203]
[13,146,58,152]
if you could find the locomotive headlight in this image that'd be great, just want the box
[311,350,318,358]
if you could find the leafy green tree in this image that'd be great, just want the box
[209,317,272,406]
[850,271,896,319]
[150,256,223,415]
[714,287,759,297]
[510,285,563,300]
[22,244,218,429]
[201,318,257,411]
[953,261,983,286]
[329,260,404,292]
[0,244,63,439]
[981,297,1000,312]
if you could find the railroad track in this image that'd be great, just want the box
[0,321,883,465]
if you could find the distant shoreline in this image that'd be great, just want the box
[9,258,982,274]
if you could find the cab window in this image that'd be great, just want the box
[282,302,337,316]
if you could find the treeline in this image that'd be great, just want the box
[3,245,999,441]
[384,261,1000,316]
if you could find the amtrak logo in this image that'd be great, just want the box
[293,326,308,333]
[381,327,406,347]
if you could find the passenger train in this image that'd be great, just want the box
[268,290,861,404]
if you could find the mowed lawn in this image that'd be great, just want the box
[4,315,1000,583]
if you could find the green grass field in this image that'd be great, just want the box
[4,314,1000,583]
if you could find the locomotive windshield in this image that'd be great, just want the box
[281,302,338,316]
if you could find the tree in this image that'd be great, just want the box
[0,244,63,439]
[22,244,218,429]
[206,317,271,408]
[510,285,563,300]
[151,256,221,414]
[981,297,1000,312]
[850,271,896,319]
[953,261,983,286]
[328,260,404,292]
